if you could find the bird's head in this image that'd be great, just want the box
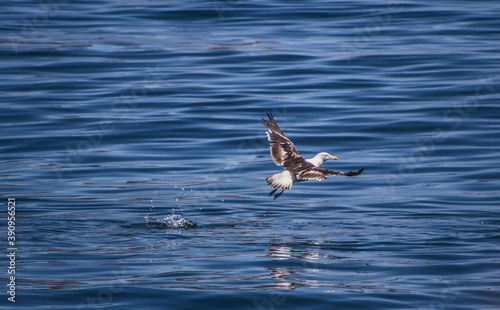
[318,152,338,161]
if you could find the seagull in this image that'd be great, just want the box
[262,113,364,199]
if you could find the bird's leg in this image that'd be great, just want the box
[269,188,278,196]
[273,190,284,200]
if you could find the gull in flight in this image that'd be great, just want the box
[262,113,364,199]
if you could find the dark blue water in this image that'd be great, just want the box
[1,1,500,309]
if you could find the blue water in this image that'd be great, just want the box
[1,1,500,309]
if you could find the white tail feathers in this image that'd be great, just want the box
[266,171,293,190]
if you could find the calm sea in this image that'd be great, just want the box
[1,1,499,309]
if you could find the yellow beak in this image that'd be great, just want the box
[330,156,338,160]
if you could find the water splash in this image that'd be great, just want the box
[145,212,198,229]
[144,188,198,229]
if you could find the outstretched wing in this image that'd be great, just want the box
[297,167,364,181]
[262,113,301,166]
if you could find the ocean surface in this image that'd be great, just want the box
[1,1,499,309]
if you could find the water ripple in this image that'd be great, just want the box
[2,0,500,309]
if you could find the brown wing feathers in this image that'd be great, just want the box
[297,167,364,181]
[261,113,301,166]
